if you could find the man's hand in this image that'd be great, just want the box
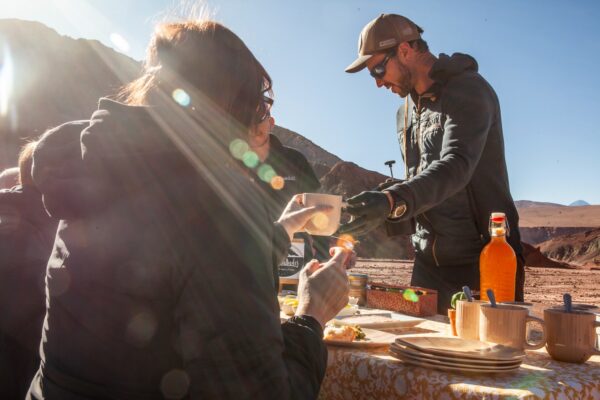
[295,247,352,328]
[338,191,391,236]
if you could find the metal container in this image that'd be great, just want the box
[348,273,368,306]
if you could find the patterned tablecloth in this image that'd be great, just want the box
[319,316,600,400]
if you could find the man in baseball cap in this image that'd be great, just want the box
[340,14,525,312]
[345,14,423,73]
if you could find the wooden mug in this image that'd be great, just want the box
[544,308,600,363]
[301,193,342,236]
[479,304,546,350]
[456,300,483,340]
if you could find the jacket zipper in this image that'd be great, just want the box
[422,213,440,267]
[413,93,440,267]
[415,96,423,175]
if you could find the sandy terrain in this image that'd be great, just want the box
[353,259,600,308]
[518,204,600,227]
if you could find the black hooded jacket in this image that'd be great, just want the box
[27,99,326,400]
[392,53,522,268]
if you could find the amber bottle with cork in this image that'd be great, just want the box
[480,212,516,302]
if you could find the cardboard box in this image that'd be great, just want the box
[366,282,437,317]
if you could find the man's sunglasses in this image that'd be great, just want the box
[369,50,396,80]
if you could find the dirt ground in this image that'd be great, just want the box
[353,259,600,309]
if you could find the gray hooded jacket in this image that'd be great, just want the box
[389,53,522,267]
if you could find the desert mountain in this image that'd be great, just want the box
[537,228,600,268]
[271,126,341,178]
[514,200,564,208]
[0,19,141,167]
[517,202,600,267]
[569,200,591,207]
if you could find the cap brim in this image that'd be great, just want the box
[345,54,373,73]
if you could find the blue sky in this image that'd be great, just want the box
[1,0,599,205]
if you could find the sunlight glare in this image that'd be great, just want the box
[336,234,356,251]
[402,288,419,303]
[229,139,249,159]
[110,32,131,53]
[0,44,14,117]
[270,175,285,190]
[172,88,191,107]
[242,151,259,168]
[257,164,276,183]
[310,212,330,230]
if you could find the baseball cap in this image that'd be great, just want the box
[345,14,422,73]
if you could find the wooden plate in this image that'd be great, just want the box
[324,328,398,348]
[395,336,525,361]
[390,351,521,374]
[332,314,424,329]
[390,343,522,366]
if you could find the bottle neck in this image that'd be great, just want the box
[490,227,506,238]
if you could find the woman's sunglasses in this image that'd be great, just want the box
[369,50,396,80]
[258,95,274,122]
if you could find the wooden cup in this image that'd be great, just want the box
[479,304,546,350]
[301,193,342,236]
[456,300,482,340]
[544,308,600,363]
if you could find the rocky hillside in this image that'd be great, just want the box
[272,126,341,178]
[517,203,600,267]
[514,200,564,209]
[519,227,592,246]
[0,19,141,168]
[537,228,600,268]
[520,242,574,269]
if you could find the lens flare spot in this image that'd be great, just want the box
[229,139,249,159]
[402,288,419,303]
[257,164,276,182]
[242,151,259,168]
[0,44,14,117]
[270,175,285,190]
[125,311,158,348]
[336,234,356,251]
[172,89,191,107]
[311,212,330,230]
[160,369,190,399]
[109,33,131,53]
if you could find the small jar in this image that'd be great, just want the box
[348,273,368,306]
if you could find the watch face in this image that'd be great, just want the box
[392,204,407,218]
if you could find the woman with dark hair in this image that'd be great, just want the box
[27,21,349,399]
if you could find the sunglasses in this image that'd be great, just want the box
[369,50,396,80]
[258,95,274,122]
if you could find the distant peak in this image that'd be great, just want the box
[569,200,590,207]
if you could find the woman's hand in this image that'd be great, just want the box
[294,247,353,328]
[277,194,331,241]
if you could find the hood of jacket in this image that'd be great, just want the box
[33,98,237,219]
[429,53,478,84]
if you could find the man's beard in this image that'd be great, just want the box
[394,58,413,98]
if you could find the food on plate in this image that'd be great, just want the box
[281,297,299,316]
[323,325,366,342]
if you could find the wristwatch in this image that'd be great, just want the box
[384,190,407,220]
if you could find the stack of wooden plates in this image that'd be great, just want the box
[390,336,525,374]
